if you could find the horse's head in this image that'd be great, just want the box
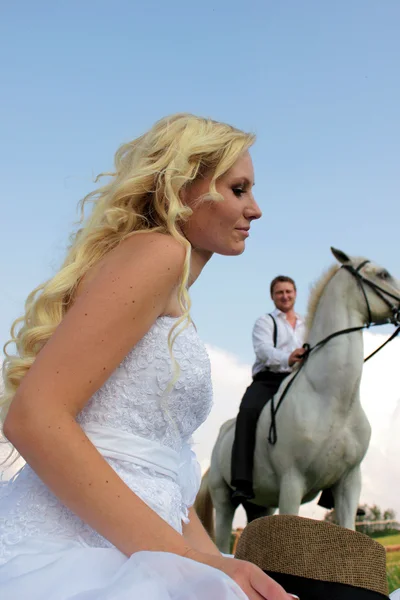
[331,247,400,325]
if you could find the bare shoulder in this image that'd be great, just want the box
[123,231,186,257]
[11,232,188,419]
[78,232,187,299]
[119,232,186,273]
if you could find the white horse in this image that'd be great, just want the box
[195,248,400,553]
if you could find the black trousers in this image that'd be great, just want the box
[231,370,288,491]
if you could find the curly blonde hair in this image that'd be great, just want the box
[1,113,255,423]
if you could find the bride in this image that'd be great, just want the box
[0,114,292,600]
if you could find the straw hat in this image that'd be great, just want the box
[235,515,390,599]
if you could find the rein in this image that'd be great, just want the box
[268,261,400,445]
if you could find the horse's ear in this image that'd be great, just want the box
[331,247,351,264]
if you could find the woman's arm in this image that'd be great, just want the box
[4,233,192,557]
[182,507,221,556]
[4,233,292,599]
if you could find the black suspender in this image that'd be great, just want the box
[269,313,278,347]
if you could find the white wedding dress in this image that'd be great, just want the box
[0,316,246,599]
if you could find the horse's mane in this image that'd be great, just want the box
[305,264,340,332]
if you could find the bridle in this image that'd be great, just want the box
[343,260,400,330]
[268,261,400,445]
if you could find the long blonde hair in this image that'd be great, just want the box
[1,113,255,423]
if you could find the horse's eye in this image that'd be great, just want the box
[378,270,391,280]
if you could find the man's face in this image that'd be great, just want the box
[272,281,296,313]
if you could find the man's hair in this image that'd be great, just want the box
[270,275,297,296]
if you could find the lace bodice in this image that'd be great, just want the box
[78,316,212,451]
[0,317,213,561]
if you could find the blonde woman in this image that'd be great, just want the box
[0,114,291,600]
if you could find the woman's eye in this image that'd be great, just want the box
[232,187,245,197]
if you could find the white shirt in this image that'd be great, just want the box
[252,308,306,376]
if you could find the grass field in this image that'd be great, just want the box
[376,534,400,547]
[375,534,400,594]
[387,564,400,595]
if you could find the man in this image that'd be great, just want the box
[231,275,306,504]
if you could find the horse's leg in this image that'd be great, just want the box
[209,467,236,554]
[332,466,361,530]
[278,471,304,515]
[243,501,275,523]
[214,491,236,554]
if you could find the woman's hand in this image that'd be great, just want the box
[186,550,293,599]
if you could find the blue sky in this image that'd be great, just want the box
[1,0,399,365]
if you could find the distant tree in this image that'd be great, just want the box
[369,504,382,522]
[355,504,370,522]
[324,504,396,528]
[383,509,396,521]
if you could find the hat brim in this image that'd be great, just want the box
[265,570,389,600]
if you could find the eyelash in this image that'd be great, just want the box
[232,187,245,197]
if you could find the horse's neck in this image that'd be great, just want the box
[308,269,365,341]
[307,270,365,398]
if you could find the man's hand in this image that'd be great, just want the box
[288,348,306,367]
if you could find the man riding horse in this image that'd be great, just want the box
[231,275,306,504]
